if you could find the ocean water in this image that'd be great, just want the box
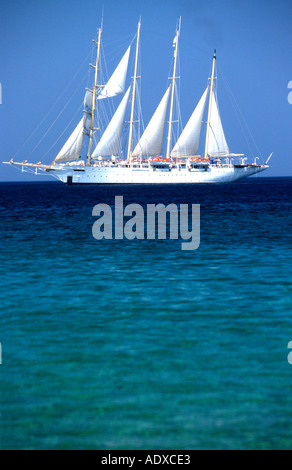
[0,177,292,450]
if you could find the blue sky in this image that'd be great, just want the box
[1,0,292,180]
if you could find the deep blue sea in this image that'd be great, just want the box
[1,177,292,450]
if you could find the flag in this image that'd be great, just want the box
[172,36,177,57]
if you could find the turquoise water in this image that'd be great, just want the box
[1,178,292,449]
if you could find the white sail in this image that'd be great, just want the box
[84,90,93,110]
[207,90,229,156]
[97,46,131,100]
[92,87,131,157]
[83,112,92,134]
[55,118,84,162]
[171,86,208,157]
[131,85,171,158]
[83,88,94,135]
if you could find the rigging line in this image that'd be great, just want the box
[106,39,133,57]
[100,36,133,67]
[102,33,135,50]
[12,50,91,160]
[26,70,89,160]
[136,49,144,138]
[174,82,182,142]
[96,99,110,140]
[175,51,182,139]
[218,64,263,159]
[135,85,143,142]
[99,44,116,118]
[87,43,96,89]
[100,4,104,32]
[179,37,211,58]
[41,102,84,160]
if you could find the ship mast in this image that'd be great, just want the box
[166,17,181,160]
[86,27,102,166]
[127,19,141,162]
[204,50,216,159]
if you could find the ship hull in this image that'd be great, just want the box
[47,163,268,184]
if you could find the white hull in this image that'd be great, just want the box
[47,163,268,184]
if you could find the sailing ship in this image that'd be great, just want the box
[4,19,270,184]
